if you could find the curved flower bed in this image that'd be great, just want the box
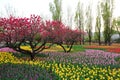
[0,52,120,79]
[0,46,31,52]
[46,50,120,66]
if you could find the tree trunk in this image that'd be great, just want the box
[67,42,74,52]
[89,36,91,45]
[59,42,74,53]
[104,40,107,46]
[30,53,35,60]
[59,44,67,52]
[79,34,82,45]
[119,33,120,38]
[99,40,101,46]
[88,30,92,45]
[108,36,111,46]
[82,35,85,45]
[98,35,101,46]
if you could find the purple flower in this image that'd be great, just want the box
[46,50,120,66]
[0,47,16,52]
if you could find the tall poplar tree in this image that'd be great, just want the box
[85,2,93,45]
[95,1,102,45]
[101,0,114,45]
[49,0,62,21]
[75,1,84,45]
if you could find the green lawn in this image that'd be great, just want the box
[43,44,86,53]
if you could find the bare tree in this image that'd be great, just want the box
[5,5,17,17]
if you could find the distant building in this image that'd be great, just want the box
[111,34,120,41]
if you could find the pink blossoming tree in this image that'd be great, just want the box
[43,20,83,52]
[0,15,53,60]
[0,15,84,60]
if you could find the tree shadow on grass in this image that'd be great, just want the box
[0,62,59,80]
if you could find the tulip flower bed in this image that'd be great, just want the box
[84,44,120,53]
[33,44,85,52]
[107,48,120,53]
[46,50,120,66]
[0,49,120,79]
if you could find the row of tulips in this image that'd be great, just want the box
[84,45,120,53]
[0,51,120,79]
[0,52,58,79]
[107,48,120,53]
[51,62,120,80]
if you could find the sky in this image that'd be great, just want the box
[0,0,120,17]
[0,0,80,19]
[0,0,120,29]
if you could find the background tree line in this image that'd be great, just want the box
[49,0,120,46]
